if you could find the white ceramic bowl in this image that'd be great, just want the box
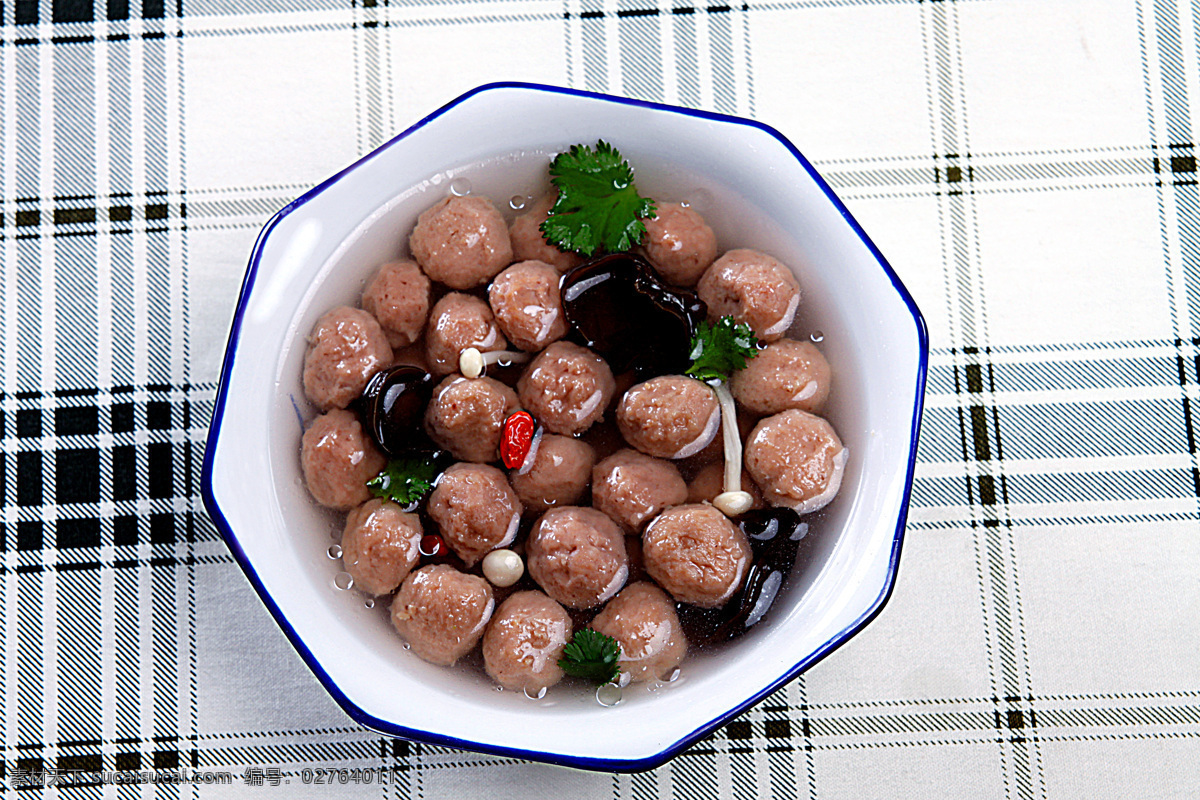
[202,82,928,771]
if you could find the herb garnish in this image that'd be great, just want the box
[540,141,657,257]
[366,455,440,506]
[687,316,762,516]
[686,316,760,382]
[557,628,622,685]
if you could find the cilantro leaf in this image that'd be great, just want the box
[366,455,440,506]
[557,628,622,685]
[540,141,657,257]
[686,316,761,383]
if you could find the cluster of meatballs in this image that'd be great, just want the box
[299,185,846,695]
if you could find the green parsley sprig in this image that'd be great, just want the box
[366,455,440,506]
[686,316,760,382]
[557,628,622,685]
[540,141,657,257]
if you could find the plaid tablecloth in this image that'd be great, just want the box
[4,0,1199,796]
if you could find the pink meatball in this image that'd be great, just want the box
[424,376,519,463]
[361,260,431,349]
[488,260,568,352]
[301,409,386,510]
[425,293,508,377]
[731,339,831,417]
[517,342,615,436]
[526,507,628,609]
[427,463,522,566]
[508,191,584,273]
[391,565,494,666]
[482,590,572,692]
[509,434,595,513]
[302,306,393,410]
[591,449,687,533]
[697,249,801,342]
[616,375,720,459]
[591,582,687,682]
[638,202,718,287]
[643,504,751,608]
[340,499,422,596]
[744,409,847,514]
[409,196,513,289]
[687,462,764,510]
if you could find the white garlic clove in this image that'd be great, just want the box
[482,548,524,588]
[713,491,754,517]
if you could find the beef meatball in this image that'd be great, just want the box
[686,462,764,510]
[730,339,831,417]
[482,590,572,692]
[424,375,519,463]
[425,293,508,377]
[744,409,847,514]
[340,499,422,596]
[408,196,512,289]
[643,504,751,608]
[302,306,393,410]
[638,202,718,287]
[391,565,494,666]
[526,507,628,609]
[616,375,720,459]
[508,191,584,273]
[697,249,801,342]
[427,463,522,566]
[361,260,431,349]
[488,260,568,352]
[517,341,615,436]
[301,409,386,510]
[509,434,595,513]
[591,449,687,533]
[591,582,687,682]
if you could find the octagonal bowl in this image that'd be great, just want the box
[202,82,928,771]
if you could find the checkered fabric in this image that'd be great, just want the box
[2,0,1198,796]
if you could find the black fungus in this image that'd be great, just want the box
[358,365,433,458]
[560,253,706,376]
[675,508,806,646]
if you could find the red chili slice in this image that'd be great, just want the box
[500,411,536,469]
[419,534,447,558]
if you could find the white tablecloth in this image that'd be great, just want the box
[3,0,1198,796]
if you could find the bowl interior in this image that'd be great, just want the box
[207,85,923,767]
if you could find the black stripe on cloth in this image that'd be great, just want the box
[1146,0,1200,512]
[566,4,745,19]
[923,0,1044,794]
[10,0,167,23]
[0,694,1196,776]
[2,194,184,242]
[2,384,213,555]
[2,142,1182,240]
[352,0,387,154]
[618,0,664,102]
[1177,338,1200,495]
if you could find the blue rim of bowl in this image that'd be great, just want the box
[201,81,930,773]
